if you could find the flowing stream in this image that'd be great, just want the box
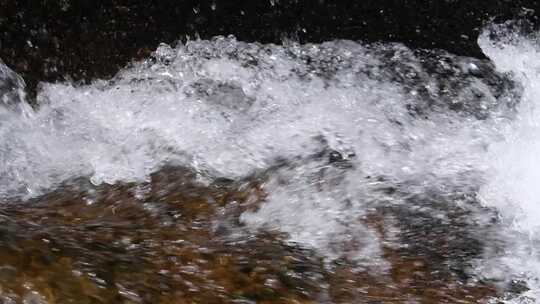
[1,21,540,303]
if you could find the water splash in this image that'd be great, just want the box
[477,22,540,302]
[0,37,510,200]
[0,32,534,300]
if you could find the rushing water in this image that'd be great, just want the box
[1,22,540,302]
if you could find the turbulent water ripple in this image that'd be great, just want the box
[1,23,539,302]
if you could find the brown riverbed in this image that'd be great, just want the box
[0,165,506,303]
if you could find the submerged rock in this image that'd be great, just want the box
[0,166,515,303]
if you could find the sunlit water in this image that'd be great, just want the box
[1,22,540,302]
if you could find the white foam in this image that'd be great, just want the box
[477,23,540,302]
[0,36,518,277]
[0,38,498,198]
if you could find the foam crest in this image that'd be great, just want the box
[479,25,540,234]
[0,38,507,199]
[0,36,520,278]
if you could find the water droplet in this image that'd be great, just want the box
[60,0,70,11]
[154,43,176,65]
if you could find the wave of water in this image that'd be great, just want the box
[476,23,540,303]
[1,24,540,301]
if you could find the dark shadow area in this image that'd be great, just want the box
[0,1,538,96]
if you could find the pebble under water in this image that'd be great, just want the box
[0,22,540,303]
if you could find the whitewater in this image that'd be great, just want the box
[2,22,540,302]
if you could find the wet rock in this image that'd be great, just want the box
[0,165,510,303]
[327,150,355,169]
[328,150,344,164]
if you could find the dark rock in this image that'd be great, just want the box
[328,150,344,163]
[0,0,538,99]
